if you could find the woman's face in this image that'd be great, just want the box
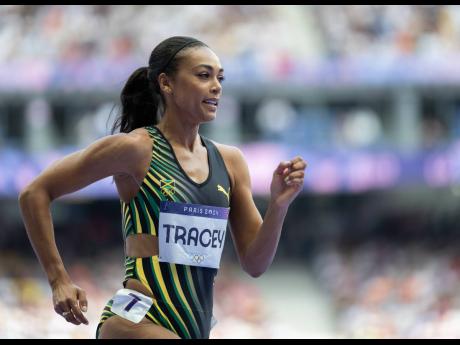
[166,46,225,124]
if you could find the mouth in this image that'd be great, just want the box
[203,98,219,109]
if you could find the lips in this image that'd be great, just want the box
[203,98,219,107]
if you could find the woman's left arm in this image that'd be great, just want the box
[219,145,307,277]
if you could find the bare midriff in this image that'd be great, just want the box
[125,234,159,257]
[124,234,159,299]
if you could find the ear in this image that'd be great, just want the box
[158,73,173,95]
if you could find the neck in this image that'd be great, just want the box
[156,113,201,152]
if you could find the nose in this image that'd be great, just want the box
[211,79,222,96]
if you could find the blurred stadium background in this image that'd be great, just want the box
[2,4,460,338]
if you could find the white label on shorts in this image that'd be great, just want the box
[158,201,229,269]
[110,289,153,324]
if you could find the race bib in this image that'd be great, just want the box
[158,201,229,269]
[110,289,153,324]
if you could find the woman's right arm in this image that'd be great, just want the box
[18,131,145,325]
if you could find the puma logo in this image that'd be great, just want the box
[217,184,230,204]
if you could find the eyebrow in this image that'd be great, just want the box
[194,64,224,73]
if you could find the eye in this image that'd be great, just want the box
[218,75,225,83]
[198,72,210,79]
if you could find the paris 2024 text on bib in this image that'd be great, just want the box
[158,201,229,269]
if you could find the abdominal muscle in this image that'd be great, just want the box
[124,234,159,299]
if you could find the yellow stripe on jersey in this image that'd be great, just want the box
[185,266,202,311]
[124,214,132,230]
[170,264,199,334]
[132,201,142,234]
[144,177,162,199]
[135,258,154,296]
[123,202,129,220]
[121,203,128,228]
[147,170,161,187]
[140,187,156,236]
[134,258,178,334]
[151,256,191,338]
[145,311,161,327]
[151,298,178,334]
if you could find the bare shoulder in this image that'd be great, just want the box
[76,127,152,180]
[93,129,148,162]
[211,141,245,165]
[210,141,249,187]
[127,127,152,140]
[125,127,153,155]
[111,127,153,177]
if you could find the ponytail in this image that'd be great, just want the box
[111,66,160,134]
[110,36,208,135]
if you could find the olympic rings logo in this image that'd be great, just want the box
[190,254,207,264]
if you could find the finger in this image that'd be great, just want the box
[63,310,81,325]
[291,159,307,171]
[70,299,89,325]
[275,161,292,175]
[282,167,290,177]
[59,306,79,325]
[64,298,81,325]
[78,289,88,313]
[285,171,305,181]
[54,304,64,315]
[290,155,303,163]
[57,301,69,314]
[289,156,304,167]
[286,178,304,186]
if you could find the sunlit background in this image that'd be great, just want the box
[2,5,460,338]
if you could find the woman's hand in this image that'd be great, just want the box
[270,156,307,209]
[51,279,89,325]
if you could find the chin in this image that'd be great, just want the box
[202,112,217,122]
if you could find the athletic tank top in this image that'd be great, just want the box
[120,126,231,338]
